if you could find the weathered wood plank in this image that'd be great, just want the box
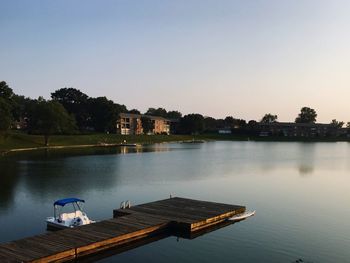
[0,197,245,262]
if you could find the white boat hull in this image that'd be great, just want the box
[46,212,95,230]
[228,210,255,222]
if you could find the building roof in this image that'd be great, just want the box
[119,112,173,121]
[258,122,335,128]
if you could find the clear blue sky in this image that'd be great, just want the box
[1,0,350,122]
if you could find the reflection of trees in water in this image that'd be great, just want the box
[0,160,20,210]
[21,155,121,200]
[297,143,316,176]
[1,145,176,204]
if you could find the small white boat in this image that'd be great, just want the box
[46,198,95,230]
[228,210,255,222]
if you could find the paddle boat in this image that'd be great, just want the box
[46,198,95,230]
[228,210,256,222]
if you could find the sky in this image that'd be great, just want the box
[1,0,350,122]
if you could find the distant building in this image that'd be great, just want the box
[258,122,339,137]
[116,113,172,135]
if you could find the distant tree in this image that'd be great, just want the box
[88,97,116,132]
[330,119,344,128]
[166,110,182,119]
[0,98,12,133]
[129,109,141,114]
[141,117,154,134]
[261,113,278,123]
[0,81,17,122]
[215,119,225,129]
[51,88,89,130]
[114,103,128,114]
[28,100,77,146]
[225,116,247,128]
[0,81,14,100]
[246,120,259,135]
[204,117,217,132]
[295,107,317,123]
[178,114,204,134]
[11,95,27,121]
[347,122,350,129]
[145,107,167,117]
[224,116,235,127]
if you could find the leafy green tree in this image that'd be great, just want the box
[114,103,128,115]
[166,110,182,119]
[51,88,89,130]
[88,97,117,132]
[178,114,204,134]
[204,117,217,132]
[0,98,12,133]
[225,116,247,128]
[261,113,278,123]
[28,100,77,145]
[0,81,14,100]
[295,107,317,123]
[0,81,17,122]
[128,109,141,114]
[145,107,167,117]
[141,117,154,134]
[330,119,344,128]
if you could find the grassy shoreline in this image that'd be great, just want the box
[0,132,194,153]
[1,132,349,155]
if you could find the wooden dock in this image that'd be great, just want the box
[0,197,245,262]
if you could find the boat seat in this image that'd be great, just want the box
[60,212,77,221]
[75,210,84,217]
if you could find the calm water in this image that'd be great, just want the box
[1,141,350,262]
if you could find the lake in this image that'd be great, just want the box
[0,141,350,262]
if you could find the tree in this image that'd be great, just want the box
[0,98,12,133]
[129,109,141,114]
[141,117,154,134]
[0,81,17,122]
[88,97,117,132]
[166,110,182,119]
[178,114,204,134]
[0,81,14,100]
[330,119,344,128]
[261,113,278,123]
[295,107,317,123]
[204,117,217,132]
[224,116,247,128]
[145,107,167,117]
[347,122,350,129]
[51,88,89,130]
[28,100,77,145]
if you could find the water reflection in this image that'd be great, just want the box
[0,144,191,209]
[297,143,316,176]
[0,159,20,210]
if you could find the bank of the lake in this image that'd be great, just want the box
[0,132,193,153]
[1,132,349,155]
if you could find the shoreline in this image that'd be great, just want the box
[1,132,349,156]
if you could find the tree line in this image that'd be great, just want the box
[0,81,349,145]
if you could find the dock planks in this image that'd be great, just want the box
[0,197,245,262]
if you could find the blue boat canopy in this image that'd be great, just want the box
[54,198,85,206]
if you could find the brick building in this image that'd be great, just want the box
[116,113,171,135]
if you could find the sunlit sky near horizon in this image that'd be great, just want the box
[1,0,350,122]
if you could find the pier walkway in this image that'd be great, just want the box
[0,197,245,262]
